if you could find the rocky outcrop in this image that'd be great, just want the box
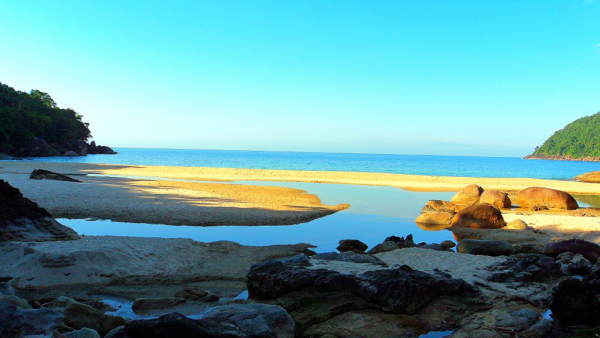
[0,179,79,242]
[94,145,117,155]
[73,140,88,156]
[113,304,295,338]
[337,239,368,253]
[479,190,511,209]
[542,238,600,262]
[14,138,116,157]
[23,138,56,157]
[515,187,579,210]
[30,169,82,183]
[457,239,513,257]
[575,171,600,183]
[450,184,483,206]
[450,203,506,229]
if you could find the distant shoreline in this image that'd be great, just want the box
[524,154,600,162]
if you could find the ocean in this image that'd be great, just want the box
[28,147,600,180]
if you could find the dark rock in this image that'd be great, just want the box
[88,141,97,154]
[486,254,563,283]
[30,169,81,182]
[64,150,79,157]
[0,180,79,242]
[96,145,117,154]
[72,140,88,156]
[450,203,506,229]
[313,251,387,266]
[0,300,63,337]
[303,310,419,337]
[132,297,187,313]
[440,240,456,249]
[63,328,101,338]
[550,269,600,327]
[23,138,53,157]
[543,238,600,262]
[279,254,312,267]
[516,187,579,210]
[419,243,454,252]
[557,252,592,275]
[457,239,513,256]
[62,302,127,336]
[337,239,368,253]
[113,304,294,338]
[384,235,416,249]
[175,287,219,302]
[367,241,400,254]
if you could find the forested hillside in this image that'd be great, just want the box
[528,112,600,160]
[0,82,91,154]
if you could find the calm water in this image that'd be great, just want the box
[27,147,600,180]
[61,182,458,252]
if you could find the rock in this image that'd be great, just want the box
[557,252,592,275]
[486,254,563,284]
[63,328,101,338]
[23,138,53,157]
[132,297,187,313]
[418,243,454,252]
[313,251,387,266]
[515,187,579,210]
[303,310,419,338]
[384,235,416,249]
[62,301,126,336]
[450,204,506,229]
[29,169,81,182]
[506,219,528,230]
[64,150,79,157]
[337,239,368,253]
[0,283,15,296]
[175,286,219,302]
[0,300,63,337]
[367,241,400,254]
[479,190,511,209]
[415,212,454,225]
[440,240,456,249]
[0,180,79,242]
[0,295,32,309]
[113,304,294,338]
[88,141,98,154]
[451,184,483,206]
[512,243,544,255]
[519,318,553,338]
[457,239,513,257]
[420,200,461,214]
[543,238,600,262]
[550,269,600,327]
[72,140,88,156]
[96,145,117,155]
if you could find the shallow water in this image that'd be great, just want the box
[25,147,600,179]
[60,182,457,252]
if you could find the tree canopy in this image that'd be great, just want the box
[0,82,91,152]
[533,112,600,158]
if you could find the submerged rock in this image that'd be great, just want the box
[30,169,81,182]
[0,179,79,242]
[515,187,579,210]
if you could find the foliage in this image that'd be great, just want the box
[533,112,600,158]
[0,82,91,151]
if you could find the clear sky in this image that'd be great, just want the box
[1,1,598,157]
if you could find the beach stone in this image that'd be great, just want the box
[30,169,81,182]
[543,238,600,262]
[515,187,579,210]
[175,287,219,302]
[132,297,186,313]
[420,200,461,214]
[415,212,454,225]
[450,204,506,229]
[0,179,80,242]
[440,240,456,249]
[505,219,528,230]
[0,300,64,337]
[337,239,368,253]
[550,269,600,327]
[457,239,513,257]
[557,252,592,275]
[63,328,101,338]
[113,304,294,338]
[479,190,511,209]
[451,184,484,206]
[62,302,126,336]
[367,241,400,254]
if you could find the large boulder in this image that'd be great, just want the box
[450,204,506,229]
[96,145,117,154]
[550,269,600,327]
[113,304,294,338]
[0,300,64,337]
[542,238,600,262]
[30,169,81,183]
[479,190,511,209]
[415,212,454,225]
[515,187,578,210]
[72,140,88,156]
[23,138,55,157]
[0,180,79,242]
[457,239,513,257]
[450,184,483,206]
[420,200,461,214]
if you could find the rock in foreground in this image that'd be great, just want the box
[30,169,81,183]
[450,203,506,229]
[0,179,79,242]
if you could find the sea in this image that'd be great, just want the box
[24,148,600,252]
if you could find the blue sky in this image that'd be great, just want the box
[1,1,598,157]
